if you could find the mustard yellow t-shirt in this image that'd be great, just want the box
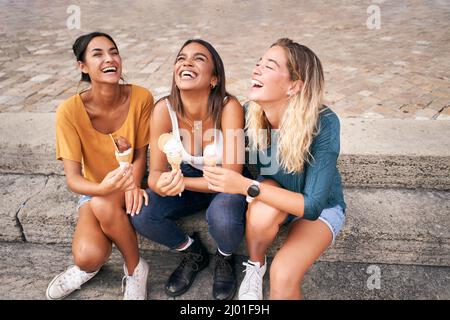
[56,84,153,183]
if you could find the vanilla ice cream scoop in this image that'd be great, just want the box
[158,133,183,169]
[159,134,183,196]
[203,144,217,166]
[163,136,183,156]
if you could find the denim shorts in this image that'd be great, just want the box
[76,195,92,211]
[291,205,345,244]
[256,175,345,244]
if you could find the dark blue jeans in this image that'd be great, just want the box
[131,164,250,254]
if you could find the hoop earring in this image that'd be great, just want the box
[210,83,216,90]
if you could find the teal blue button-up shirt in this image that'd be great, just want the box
[249,106,346,220]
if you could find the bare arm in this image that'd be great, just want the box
[204,114,341,219]
[221,97,245,173]
[182,177,210,193]
[63,159,103,196]
[249,181,305,217]
[202,165,304,217]
[148,100,182,196]
[63,159,134,196]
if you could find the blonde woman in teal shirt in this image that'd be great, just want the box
[203,38,346,300]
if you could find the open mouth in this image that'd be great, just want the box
[179,70,198,79]
[102,66,117,73]
[251,79,264,88]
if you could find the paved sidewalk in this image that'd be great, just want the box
[1,0,449,119]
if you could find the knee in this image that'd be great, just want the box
[269,259,304,295]
[131,194,168,229]
[90,196,121,228]
[73,243,109,272]
[207,194,246,228]
[247,200,282,232]
[130,209,152,235]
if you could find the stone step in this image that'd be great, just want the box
[1,174,449,267]
[0,242,448,300]
[0,113,449,189]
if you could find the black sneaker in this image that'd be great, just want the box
[212,250,237,300]
[165,233,209,297]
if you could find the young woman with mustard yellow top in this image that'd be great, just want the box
[46,32,152,300]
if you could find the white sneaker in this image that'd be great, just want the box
[46,265,99,300]
[238,257,267,300]
[122,257,149,300]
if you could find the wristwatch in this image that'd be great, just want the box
[246,180,260,203]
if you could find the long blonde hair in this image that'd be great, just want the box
[246,38,325,173]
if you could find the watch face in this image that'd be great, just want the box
[248,184,260,197]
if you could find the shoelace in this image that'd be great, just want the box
[215,255,233,278]
[241,262,262,294]
[122,274,142,298]
[57,267,86,292]
[178,251,203,271]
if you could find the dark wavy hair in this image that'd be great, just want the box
[167,39,233,130]
[72,31,119,83]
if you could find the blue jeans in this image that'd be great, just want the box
[131,164,250,254]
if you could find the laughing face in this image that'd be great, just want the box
[78,36,122,84]
[248,45,293,106]
[174,42,217,91]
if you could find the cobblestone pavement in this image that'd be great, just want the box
[1,0,449,119]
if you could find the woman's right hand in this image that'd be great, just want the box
[156,169,185,196]
[99,164,135,196]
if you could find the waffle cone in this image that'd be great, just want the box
[115,149,132,167]
[203,156,217,167]
[167,154,182,171]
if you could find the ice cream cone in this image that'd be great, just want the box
[203,144,217,167]
[159,133,184,197]
[161,135,183,169]
[110,135,133,168]
[158,133,174,152]
[167,154,182,196]
[115,149,132,168]
[167,154,182,171]
[203,157,216,167]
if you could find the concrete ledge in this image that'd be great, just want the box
[17,175,79,243]
[339,118,450,190]
[1,242,449,300]
[338,154,450,189]
[0,174,48,241]
[7,174,450,267]
[340,118,450,157]
[0,113,58,175]
[1,113,449,189]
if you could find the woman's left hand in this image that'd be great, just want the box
[125,187,149,216]
[203,166,250,194]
